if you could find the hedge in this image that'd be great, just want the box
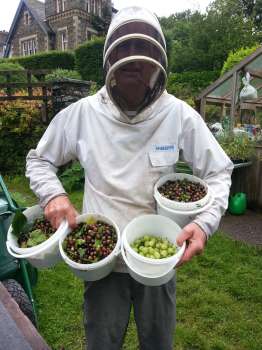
[167,70,220,97]
[0,62,26,84]
[45,68,82,82]
[75,37,105,85]
[0,95,47,174]
[1,50,76,71]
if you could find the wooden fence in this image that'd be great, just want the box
[0,69,91,122]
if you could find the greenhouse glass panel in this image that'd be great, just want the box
[246,55,262,71]
[208,77,233,98]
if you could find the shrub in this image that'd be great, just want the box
[45,69,82,82]
[7,51,76,71]
[75,37,105,85]
[0,62,36,94]
[167,70,219,103]
[221,45,260,76]
[0,62,26,84]
[217,134,255,162]
[59,161,84,192]
[0,90,48,174]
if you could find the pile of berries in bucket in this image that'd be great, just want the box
[17,217,56,248]
[131,235,177,259]
[63,218,118,264]
[158,178,207,202]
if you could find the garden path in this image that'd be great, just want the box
[219,210,262,246]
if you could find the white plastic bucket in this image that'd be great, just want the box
[155,193,214,228]
[122,214,185,276]
[154,173,210,211]
[59,213,121,281]
[6,205,65,268]
[121,239,176,286]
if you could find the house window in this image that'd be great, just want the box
[62,0,66,11]
[56,0,60,13]
[98,0,102,17]
[2,45,6,57]
[86,29,92,40]
[21,38,37,56]
[91,0,94,14]
[61,32,68,51]
[10,45,14,57]
[24,11,30,25]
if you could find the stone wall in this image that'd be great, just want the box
[52,78,92,116]
[47,9,94,49]
[48,13,76,50]
[45,0,87,17]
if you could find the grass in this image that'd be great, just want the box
[3,176,262,350]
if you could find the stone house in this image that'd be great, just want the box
[4,0,113,57]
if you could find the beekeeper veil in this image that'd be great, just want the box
[103,7,167,117]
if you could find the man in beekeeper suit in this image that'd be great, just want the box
[26,6,233,350]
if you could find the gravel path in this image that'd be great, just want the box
[219,210,262,246]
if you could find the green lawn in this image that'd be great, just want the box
[4,176,262,350]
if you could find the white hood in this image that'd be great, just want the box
[103,6,167,117]
[104,6,166,55]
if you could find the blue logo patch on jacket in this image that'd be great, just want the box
[153,144,176,152]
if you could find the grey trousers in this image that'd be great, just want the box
[83,272,176,350]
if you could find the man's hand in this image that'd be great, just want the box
[44,195,78,229]
[176,223,207,267]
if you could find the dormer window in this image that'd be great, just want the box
[24,11,30,25]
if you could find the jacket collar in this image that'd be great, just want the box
[98,86,167,124]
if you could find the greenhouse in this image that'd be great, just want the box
[196,46,262,209]
[195,46,262,135]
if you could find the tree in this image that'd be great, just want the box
[160,0,260,73]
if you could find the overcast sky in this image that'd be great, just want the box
[0,0,212,31]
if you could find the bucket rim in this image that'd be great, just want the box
[154,173,211,211]
[7,218,67,257]
[122,214,185,266]
[121,239,180,278]
[155,192,214,215]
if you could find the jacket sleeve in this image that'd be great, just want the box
[179,105,234,238]
[26,107,77,208]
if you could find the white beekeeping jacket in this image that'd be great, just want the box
[26,7,233,272]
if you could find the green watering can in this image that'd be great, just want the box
[228,193,247,215]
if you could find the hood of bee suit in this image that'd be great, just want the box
[103,6,167,118]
